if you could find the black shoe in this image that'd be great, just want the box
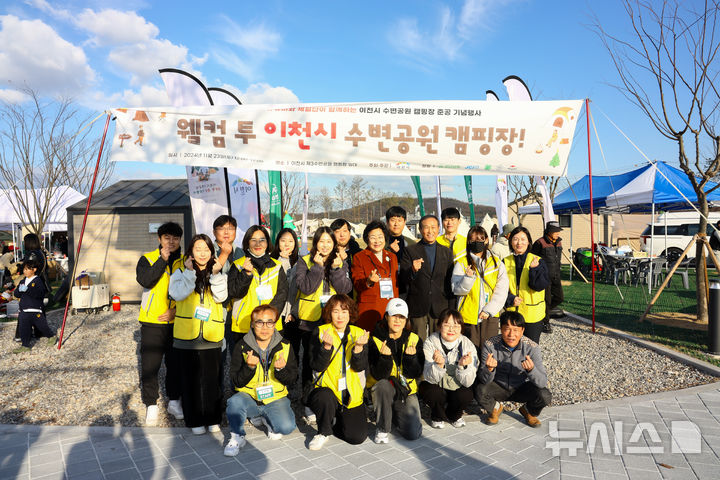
[542,322,553,334]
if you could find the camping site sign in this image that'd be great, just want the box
[110,100,582,176]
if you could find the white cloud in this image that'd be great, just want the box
[76,8,159,46]
[108,38,192,86]
[214,16,282,81]
[0,88,31,103]
[0,15,95,96]
[240,83,299,104]
[388,0,520,67]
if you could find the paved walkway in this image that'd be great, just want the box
[2,382,720,480]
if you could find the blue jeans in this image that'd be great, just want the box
[226,393,296,436]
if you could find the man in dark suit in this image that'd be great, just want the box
[399,215,455,341]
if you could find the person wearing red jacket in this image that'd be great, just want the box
[352,220,398,332]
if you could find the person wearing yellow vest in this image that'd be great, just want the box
[437,207,467,264]
[223,305,297,456]
[135,221,184,426]
[367,298,424,444]
[169,234,228,435]
[295,227,352,394]
[452,226,509,349]
[503,226,550,344]
[227,226,288,343]
[305,294,369,450]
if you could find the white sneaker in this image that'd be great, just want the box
[167,400,184,420]
[373,431,389,444]
[223,435,246,457]
[191,426,206,435]
[430,420,445,429]
[208,424,221,433]
[308,434,329,451]
[145,405,159,426]
[304,407,316,425]
[260,417,283,440]
[451,417,466,428]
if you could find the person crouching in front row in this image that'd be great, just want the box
[224,305,298,456]
[367,298,424,444]
[419,309,478,429]
[305,294,369,450]
[476,310,552,427]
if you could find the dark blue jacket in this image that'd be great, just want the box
[14,276,47,311]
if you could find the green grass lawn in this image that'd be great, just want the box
[561,264,720,367]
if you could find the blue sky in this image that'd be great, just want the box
[0,0,681,209]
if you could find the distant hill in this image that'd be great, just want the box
[308,195,494,223]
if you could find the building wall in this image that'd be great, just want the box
[71,212,186,301]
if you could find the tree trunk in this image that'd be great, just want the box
[696,199,709,323]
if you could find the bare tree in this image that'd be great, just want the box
[0,89,114,235]
[281,172,304,216]
[334,179,349,214]
[348,176,368,222]
[595,0,720,322]
[507,175,562,224]
[317,186,334,218]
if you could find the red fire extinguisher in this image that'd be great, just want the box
[112,293,121,312]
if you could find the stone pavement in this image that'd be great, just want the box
[2,382,720,480]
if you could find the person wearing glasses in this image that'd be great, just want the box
[224,305,298,456]
[228,226,288,345]
[418,309,478,429]
[352,220,399,332]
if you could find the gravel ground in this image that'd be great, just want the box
[0,306,717,426]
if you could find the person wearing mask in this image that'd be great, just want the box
[305,294,369,450]
[531,221,565,333]
[224,305,297,456]
[135,222,184,426]
[385,206,416,265]
[227,226,288,343]
[452,226,509,349]
[437,207,467,264]
[270,228,301,368]
[296,227,353,421]
[330,219,362,274]
[504,227,549,344]
[367,298,423,443]
[490,224,513,260]
[419,309,478,429]
[352,220,399,332]
[476,311,552,427]
[169,234,228,435]
[399,215,455,341]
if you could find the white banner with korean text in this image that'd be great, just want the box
[110,100,583,176]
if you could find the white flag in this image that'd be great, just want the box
[495,175,508,228]
[535,175,555,223]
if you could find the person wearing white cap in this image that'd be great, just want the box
[367,298,424,443]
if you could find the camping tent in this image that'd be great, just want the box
[0,186,85,231]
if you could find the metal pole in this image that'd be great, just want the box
[650,200,655,294]
[57,113,111,349]
[569,214,574,281]
[709,281,720,355]
[586,98,595,333]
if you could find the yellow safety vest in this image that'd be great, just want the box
[230,256,283,334]
[138,250,181,324]
[173,265,226,342]
[297,254,337,323]
[456,254,500,325]
[366,333,420,395]
[437,234,467,263]
[503,253,546,324]
[237,342,292,404]
[314,323,366,408]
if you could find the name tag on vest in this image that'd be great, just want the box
[256,383,274,400]
[256,284,273,302]
[194,306,212,322]
[379,278,393,299]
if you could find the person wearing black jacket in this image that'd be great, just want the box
[135,222,184,426]
[399,215,455,341]
[331,218,362,275]
[367,298,424,443]
[531,221,565,333]
[224,305,297,456]
[13,255,56,353]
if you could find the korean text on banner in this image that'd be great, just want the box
[186,166,229,237]
[110,100,582,177]
[226,168,260,240]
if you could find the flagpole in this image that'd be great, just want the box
[586,98,596,334]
